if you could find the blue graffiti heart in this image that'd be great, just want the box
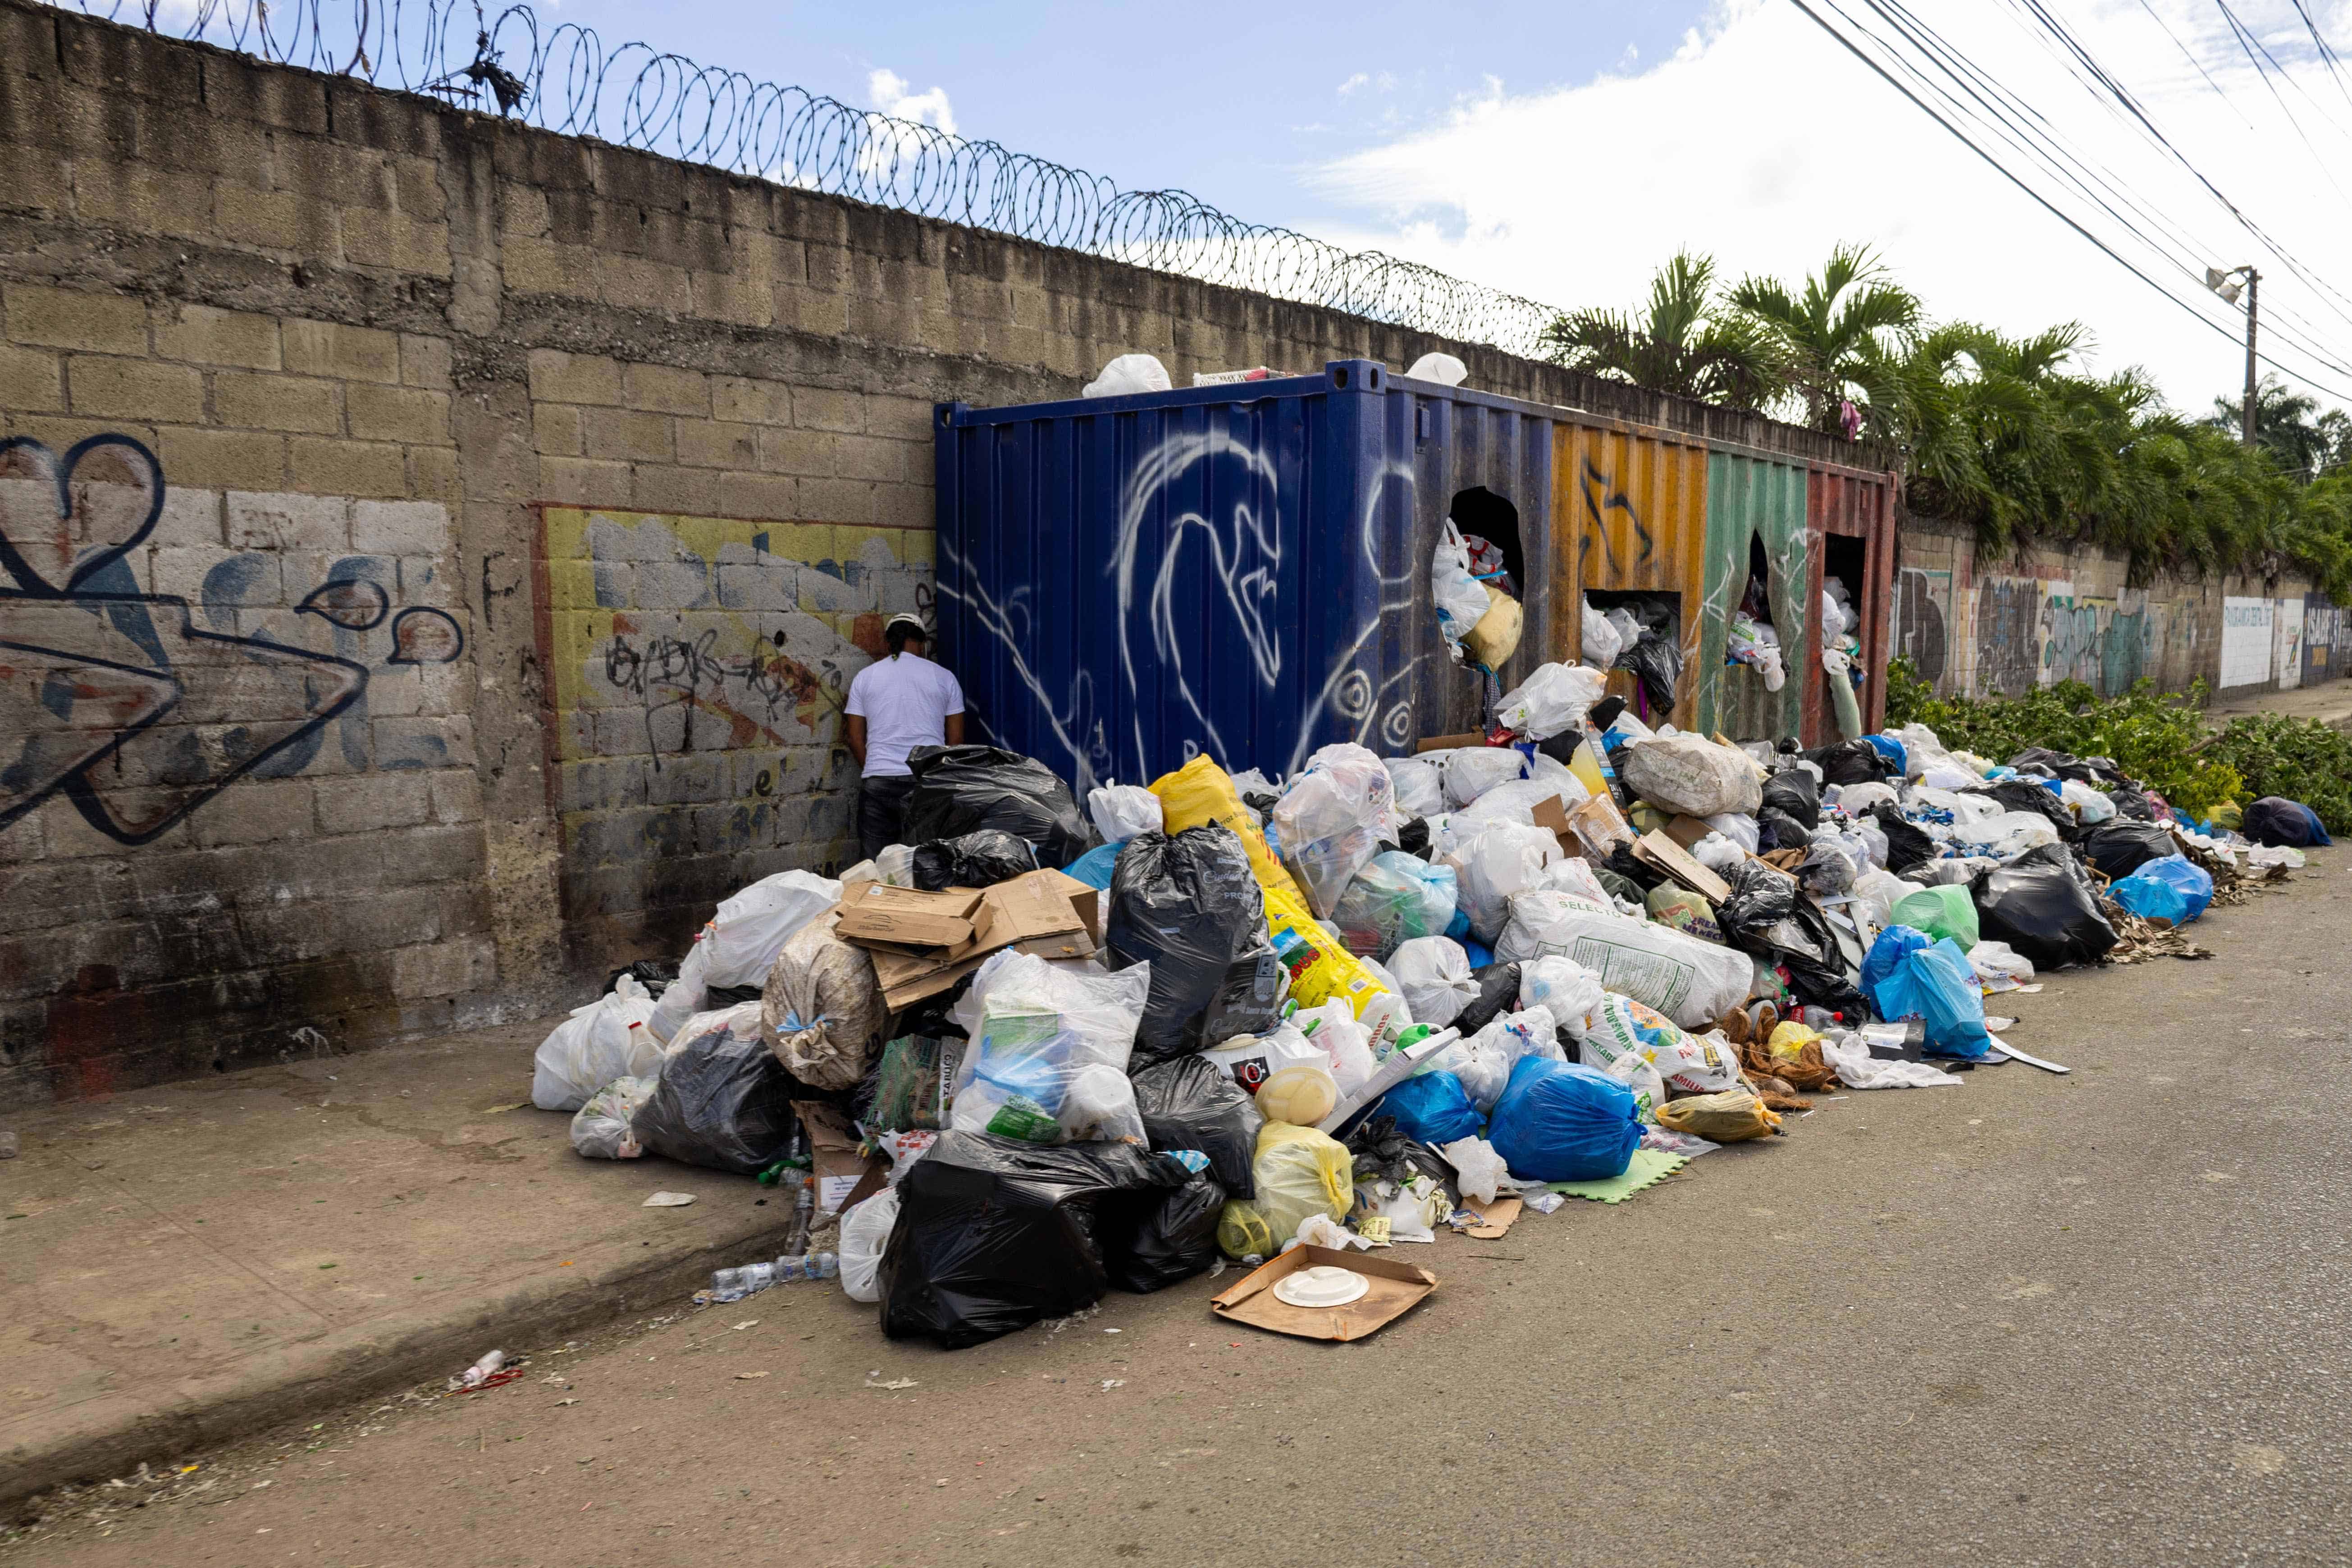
[0,434,165,598]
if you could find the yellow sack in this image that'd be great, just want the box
[1263,881,1386,1018]
[1765,1021,1822,1063]
[1655,1089,1783,1143]
[1251,1121,1354,1247]
[1217,1198,1276,1261]
[1150,755,1306,905]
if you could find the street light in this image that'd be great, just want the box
[2206,264,2259,447]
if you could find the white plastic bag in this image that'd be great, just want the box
[1440,747,1530,809]
[1292,999,1379,1099]
[1202,1020,1328,1097]
[1851,866,1927,932]
[1954,809,2059,859]
[1390,936,1477,1028]
[1383,756,1445,818]
[948,953,1150,1143]
[703,870,844,990]
[1606,607,1643,663]
[532,976,663,1111]
[2058,779,2116,823]
[1967,940,2036,988]
[1517,903,1750,1030]
[1836,781,1899,816]
[1533,855,1612,908]
[1493,663,1609,741]
[1442,1005,1563,1114]
[838,1187,901,1304]
[1580,596,1624,667]
[1518,955,1605,1034]
[1271,750,1395,917]
[1582,993,1743,1094]
[1461,774,1588,830]
[1082,352,1172,398]
[1690,832,1747,876]
[1821,1031,1963,1089]
[1086,781,1163,843]
[569,1074,658,1158]
[1620,733,1762,818]
[1443,820,1563,944]
[1705,812,1761,854]
[1438,1135,1511,1206]
[1404,352,1468,386]
[646,942,711,1045]
[1432,520,1492,655]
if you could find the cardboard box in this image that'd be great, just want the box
[792,1100,886,1217]
[1530,794,1576,858]
[835,885,984,948]
[865,869,1096,1010]
[1565,793,1635,857]
[1211,1246,1439,1342]
[1631,829,1734,905]
[1415,731,1488,754]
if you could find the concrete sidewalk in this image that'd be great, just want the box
[0,1017,799,1504]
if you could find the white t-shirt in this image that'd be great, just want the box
[845,652,965,777]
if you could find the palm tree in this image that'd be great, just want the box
[1729,243,1922,436]
[1537,250,1788,410]
[2211,375,2346,483]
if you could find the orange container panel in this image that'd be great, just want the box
[1548,423,1711,731]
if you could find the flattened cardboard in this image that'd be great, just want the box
[1211,1246,1438,1342]
[1416,732,1487,754]
[1664,814,1716,850]
[791,1100,887,1216]
[1529,794,1577,858]
[1461,1196,1522,1238]
[869,869,1093,1010]
[1040,869,1103,946]
[835,885,984,948]
[1632,829,1734,905]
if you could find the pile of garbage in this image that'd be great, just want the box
[527,674,2324,1349]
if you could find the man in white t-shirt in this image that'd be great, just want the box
[844,613,965,859]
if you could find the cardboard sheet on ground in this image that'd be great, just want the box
[1459,1196,1521,1237]
[1211,1246,1438,1342]
[1544,1149,1689,1204]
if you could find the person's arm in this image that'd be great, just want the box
[844,713,867,766]
[944,713,964,745]
[941,672,965,748]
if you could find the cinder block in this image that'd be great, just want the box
[346,383,450,445]
[226,490,351,550]
[429,768,484,825]
[350,498,450,553]
[624,363,709,416]
[599,253,692,313]
[834,433,922,483]
[66,356,203,424]
[717,560,800,610]
[582,406,671,462]
[211,179,338,254]
[631,465,717,516]
[544,457,635,507]
[674,419,758,470]
[400,333,452,391]
[800,477,876,526]
[338,206,452,279]
[718,471,798,520]
[282,320,401,384]
[792,386,863,433]
[501,235,599,298]
[712,376,791,426]
[529,348,623,406]
[533,403,584,456]
[315,771,434,834]
[408,446,461,506]
[288,436,408,498]
[635,559,712,609]
[155,426,286,491]
[155,305,281,370]
[212,370,344,433]
[756,426,833,476]
[0,345,63,411]
[191,776,317,846]
[391,935,496,999]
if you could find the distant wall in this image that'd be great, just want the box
[1891,518,2332,700]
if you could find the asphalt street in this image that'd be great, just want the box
[6,854,2347,1568]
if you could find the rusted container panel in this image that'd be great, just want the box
[1808,465,1900,736]
[1698,450,1810,741]
[1547,423,1711,730]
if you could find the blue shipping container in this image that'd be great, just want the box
[934,360,1555,794]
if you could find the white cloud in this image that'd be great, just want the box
[867,67,956,135]
[1302,0,2352,413]
[1338,72,1370,96]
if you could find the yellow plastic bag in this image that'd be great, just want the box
[1251,1121,1354,1246]
[1765,1021,1822,1062]
[1217,1198,1276,1261]
[1263,882,1387,1018]
[1654,1089,1784,1142]
[1150,755,1306,905]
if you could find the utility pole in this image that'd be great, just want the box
[2240,268,2259,449]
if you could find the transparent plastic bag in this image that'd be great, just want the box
[1440,1005,1564,1114]
[839,1187,901,1304]
[1432,520,1492,655]
[703,870,844,990]
[1292,998,1379,1099]
[1437,1135,1510,1205]
[1620,734,1761,818]
[1383,755,1445,818]
[1441,747,1530,809]
[1517,955,1605,1034]
[947,953,1151,1144]
[1086,781,1164,843]
[761,916,886,1092]
[1581,596,1624,667]
[1493,663,1609,741]
[1443,820,1563,944]
[1271,752,1395,918]
[532,975,662,1112]
[646,940,711,1045]
[1330,851,1459,960]
[1389,936,1478,1028]
[569,1074,658,1159]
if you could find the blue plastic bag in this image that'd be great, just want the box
[1863,927,1991,1058]
[2130,854,2212,922]
[2110,869,2189,925]
[2298,802,2334,846]
[1370,1069,1483,1145]
[1485,1056,1642,1183]
[1864,733,1908,775]
[1461,937,1496,970]
[1061,842,1124,890]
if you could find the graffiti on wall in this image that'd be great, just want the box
[0,434,461,844]
[1972,576,2041,697]
[2038,590,2148,695]
[540,506,932,868]
[1892,567,1951,689]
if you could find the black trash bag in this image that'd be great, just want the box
[1806,739,1893,786]
[605,957,679,994]
[1870,803,1941,876]
[1129,1054,1259,1198]
[1963,779,2078,843]
[902,745,1090,868]
[2079,820,2178,881]
[1395,817,1433,860]
[1757,806,1814,852]
[1343,1115,1459,1206]
[1454,962,1524,1037]
[2245,795,2321,847]
[910,828,1037,891]
[2006,747,2105,786]
[1616,629,1683,714]
[1761,768,1822,829]
[2106,786,2156,822]
[1970,843,2117,969]
[1105,1174,1227,1294]
[630,1014,800,1175]
[1603,840,1667,893]
[1715,862,1866,1018]
[704,982,765,1008]
[1105,825,1283,1065]
[878,1132,1183,1348]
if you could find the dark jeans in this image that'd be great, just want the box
[857,773,917,861]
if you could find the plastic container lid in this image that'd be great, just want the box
[1272,1264,1371,1307]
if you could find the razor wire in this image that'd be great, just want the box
[66,0,1562,356]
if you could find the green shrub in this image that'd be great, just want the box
[2206,713,2352,833]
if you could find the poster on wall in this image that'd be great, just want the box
[2219,597,2275,689]
[2273,598,2304,691]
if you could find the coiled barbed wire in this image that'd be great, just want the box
[68,0,1562,356]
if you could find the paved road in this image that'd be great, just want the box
[7,856,2348,1568]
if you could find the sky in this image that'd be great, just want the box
[268,0,2352,418]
